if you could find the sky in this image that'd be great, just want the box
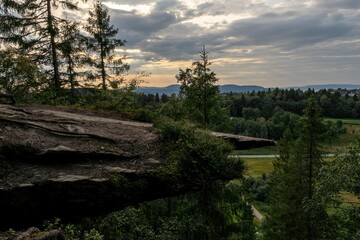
[76,0,360,87]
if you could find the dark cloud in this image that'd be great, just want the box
[225,12,354,49]
[138,21,210,61]
[109,9,178,47]
[317,0,360,9]
[112,11,177,33]
[139,9,356,61]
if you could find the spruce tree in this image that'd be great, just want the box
[58,18,90,92]
[264,97,327,240]
[176,46,220,124]
[0,0,79,94]
[84,1,128,90]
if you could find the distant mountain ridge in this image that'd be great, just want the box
[136,84,360,95]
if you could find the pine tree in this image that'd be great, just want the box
[84,1,129,90]
[264,97,327,240]
[176,46,220,124]
[0,0,79,94]
[58,18,90,92]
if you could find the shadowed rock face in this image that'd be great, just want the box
[0,104,275,230]
[211,132,275,150]
[0,104,164,230]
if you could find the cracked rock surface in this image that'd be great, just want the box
[0,104,162,229]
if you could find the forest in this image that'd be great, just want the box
[0,0,359,239]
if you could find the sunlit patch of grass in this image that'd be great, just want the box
[244,157,333,177]
[339,192,360,205]
[324,118,360,125]
[244,158,274,177]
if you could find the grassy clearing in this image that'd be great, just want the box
[324,118,360,125]
[244,158,274,177]
[244,157,334,177]
[321,125,360,153]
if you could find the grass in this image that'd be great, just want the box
[235,118,360,177]
[322,118,360,152]
[321,125,360,153]
[243,157,334,177]
[324,118,360,125]
[244,158,274,177]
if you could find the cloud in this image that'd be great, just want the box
[94,0,360,86]
[108,9,178,47]
[316,0,360,9]
[224,11,355,49]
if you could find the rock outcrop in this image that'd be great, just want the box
[212,132,275,150]
[0,104,274,230]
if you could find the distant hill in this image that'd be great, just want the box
[136,84,360,95]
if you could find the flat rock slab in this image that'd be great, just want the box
[211,132,275,150]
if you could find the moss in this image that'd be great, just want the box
[109,174,129,188]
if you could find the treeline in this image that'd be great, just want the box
[137,88,351,141]
[226,88,360,119]
[139,88,360,120]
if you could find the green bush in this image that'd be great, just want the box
[155,119,244,185]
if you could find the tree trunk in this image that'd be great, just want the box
[47,0,60,93]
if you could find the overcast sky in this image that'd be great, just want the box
[83,0,360,87]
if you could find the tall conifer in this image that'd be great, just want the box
[264,97,328,240]
[84,1,128,90]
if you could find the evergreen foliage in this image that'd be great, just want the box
[225,88,360,119]
[0,0,79,93]
[96,183,255,240]
[58,18,90,93]
[84,1,129,90]
[176,46,222,125]
[263,97,328,240]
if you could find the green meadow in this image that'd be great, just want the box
[324,118,360,125]
[244,158,274,177]
[322,120,360,153]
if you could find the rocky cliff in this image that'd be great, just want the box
[0,104,274,230]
